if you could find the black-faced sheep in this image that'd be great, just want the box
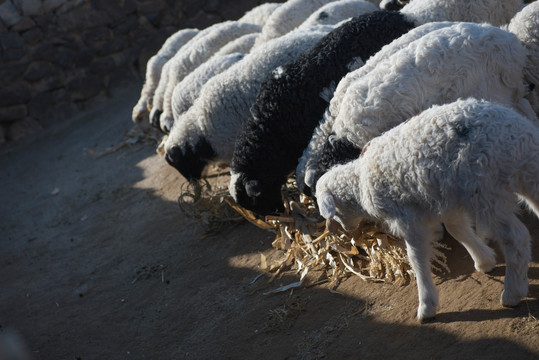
[300,22,537,197]
[229,0,524,215]
[150,21,261,130]
[131,28,198,128]
[163,26,334,181]
[316,98,539,321]
[230,10,415,214]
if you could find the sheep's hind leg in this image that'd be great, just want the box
[443,211,496,273]
[490,213,531,307]
[396,219,439,322]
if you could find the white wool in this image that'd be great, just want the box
[400,0,523,26]
[132,28,198,125]
[253,0,339,47]
[151,21,261,127]
[165,25,335,163]
[316,98,539,321]
[298,0,378,28]
[506,1,539,115]
[238,2,282,26]
[299,22,537,194]
[168,53,245,132]
[297,21,457,191]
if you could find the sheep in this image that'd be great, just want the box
[131,28,199,128]
[506,1,539,115]
[162,33,260,133]
[300,22,538,197]
[228,0,525,215]
[150,21,261,130]
[253,0,339,47]
[168,53,246,133]
[163,25,335,181]
[230,10,416,214]
[379,0,409,11]
[316,97,539,321]
[297,0,379,29]
[237,2,282,26]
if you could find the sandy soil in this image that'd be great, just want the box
[0,88,538,360]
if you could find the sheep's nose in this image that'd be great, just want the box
[150,109,162,129]
[165,145,182,167]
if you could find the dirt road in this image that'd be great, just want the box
[1,88,537,360]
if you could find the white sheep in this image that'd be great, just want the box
[168,53,246,133]
[300,22,537,194]
[238,2,282,26]
[163,25,335,181]
[506,1,539,115]
[400,0,523,27]
[297,0,379,28]
[131,28,199,127]
[150,21,261,129]
[213,32,259,57]
[316,98,539,321]
[295,21,457,193]
[253,0,338,47]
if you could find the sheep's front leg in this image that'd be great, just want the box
[396,220,439,322]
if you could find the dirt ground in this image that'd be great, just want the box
[0,88,538,360]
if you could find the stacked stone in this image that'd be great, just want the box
[0,0,267,143]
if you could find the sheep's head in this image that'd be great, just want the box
[164,136,216,182]
[316,169,364,233]
[305,134,362,195]
[379,0,410,11]
[229,170,284,216]
[149,108,163,131]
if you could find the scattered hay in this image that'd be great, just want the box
[177,172,450,286]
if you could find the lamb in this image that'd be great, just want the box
[163,26,335,181]
[168,53,246,133]
[253,0,339,47]
[506,1,539,115]
[237,2,282,26]
[131,28,199,127]
[300,22,537,197]
[149,21,261,130]
[316,98,539,321]
[229,0,524,215]
[297,0,379,29]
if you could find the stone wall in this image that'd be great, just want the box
[0,0,273,143]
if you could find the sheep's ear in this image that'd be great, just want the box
[318,192,336,219]
[245,180,262,198]
[305,169,316,188]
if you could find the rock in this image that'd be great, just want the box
[107,67,137,93]
[22,27,44,45]
[67,76,102,101]
[0,32,25,51]
[56,6,112,31]
[12,16,35,32]
[42,0,68,13]
[0,1,22,27]
[33,12,53,28]
[57,0,88,14]
[0,124,6,143]
[32,43,57,61]
[0,104,28,123]
[0,76,32,103]
[83,27,112,44]
[7,117,43,141]
[96,37,126,57]
[137,0,164,15]
[113,14,138,34]
[13,0,44,17]
[24,61,56,82]
[187,11,221,29]
[28,89,67,120]
[88,58,115,75]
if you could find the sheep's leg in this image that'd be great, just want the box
[443,212,496,273]
[396,219,439,322]
[518,193,539,220]
[490,213,531,307]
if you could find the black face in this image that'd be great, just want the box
[164,137,216,182]
[150,109,163,130]
[233,174,285,216]
[310,134,362,192]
